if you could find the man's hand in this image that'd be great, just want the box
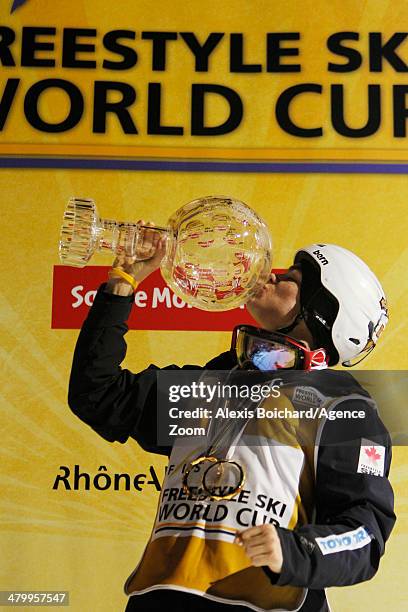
[235,524,283,574]
[106,220,167,295]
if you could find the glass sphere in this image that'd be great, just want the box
[161,196,272,311]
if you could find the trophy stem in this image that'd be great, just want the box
[98,218,169,258]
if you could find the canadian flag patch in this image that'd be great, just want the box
[357,438,385,477]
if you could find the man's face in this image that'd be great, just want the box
[247,265,302,331]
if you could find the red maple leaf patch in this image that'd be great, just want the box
[365,446,381,462]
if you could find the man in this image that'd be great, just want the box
[68,228,395,612]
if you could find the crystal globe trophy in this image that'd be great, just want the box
[59,195,272,311]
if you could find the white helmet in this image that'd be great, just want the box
[293,244,389,366]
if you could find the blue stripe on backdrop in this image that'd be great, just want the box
[1,157,408,173]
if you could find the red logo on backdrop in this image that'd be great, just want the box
[52,266,283,331]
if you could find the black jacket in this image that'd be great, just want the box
[68,285,396,612]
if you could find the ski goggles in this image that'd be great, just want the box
[232,325,328,372]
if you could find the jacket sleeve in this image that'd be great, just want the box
[270,399,396,589]
[68,284,235,454]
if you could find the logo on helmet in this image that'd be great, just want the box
[374,297,388,340]
[362,297,389,352]
[312,249,329,265]
[380,297,388,313]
